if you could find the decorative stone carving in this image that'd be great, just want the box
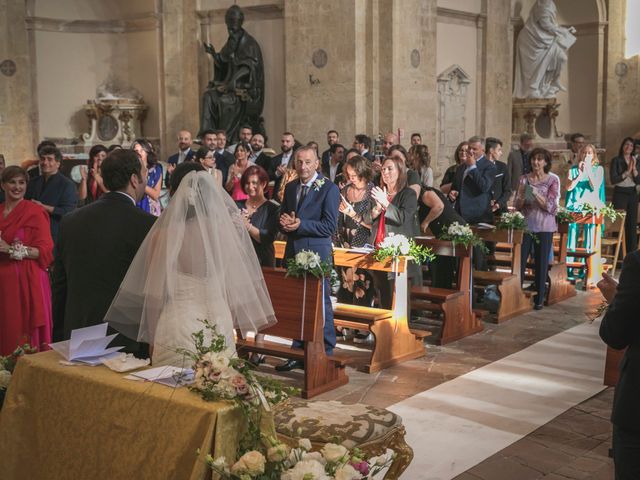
[512,98,563,142]
[82,99,147,148]
[513,0,576,99]
[437,65,471,180]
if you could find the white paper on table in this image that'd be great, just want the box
[69,323,109,351]
[476,223,496,229]
[348,247,375,253]
[130,366,194,388]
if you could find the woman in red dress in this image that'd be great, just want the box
[0,166,54,355]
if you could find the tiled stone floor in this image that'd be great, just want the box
[263,288,614,478]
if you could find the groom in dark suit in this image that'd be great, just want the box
[276,146,340,371]
[52,149,156,355]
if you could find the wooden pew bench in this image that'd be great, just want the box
[236,267,350,399]
[411,237,482,344]
[274,241,426,374]
[474,228,533,322]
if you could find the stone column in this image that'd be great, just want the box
[0,0,37,164]
[157,0,199,158]
[603,0,640,156]
[480,0,513,146]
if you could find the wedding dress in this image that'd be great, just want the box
[104,171,276,366]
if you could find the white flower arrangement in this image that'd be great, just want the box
[373,233,434,264]
[495,211,527,231]
[206,435,395,480]
[286,249,332,279]
[439,222,486,250]
[556,206,574,224]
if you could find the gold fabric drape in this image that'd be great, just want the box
[0,351,244,480]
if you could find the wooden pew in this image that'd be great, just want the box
[474,228,534,322]
[274,241,426,374]
[546,223,577,304]
[411,237,482,344]
[236,267,349,399]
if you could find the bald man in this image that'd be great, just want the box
[382,132,398,156]
[167,130,194,172]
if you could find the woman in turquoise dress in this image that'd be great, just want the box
[565,144,605,263]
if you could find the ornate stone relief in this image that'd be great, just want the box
[82,99,147,148]
[437,65,471,177]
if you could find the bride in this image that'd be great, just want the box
[104,170,276,367]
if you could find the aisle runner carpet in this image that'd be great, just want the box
[388,320,607,480]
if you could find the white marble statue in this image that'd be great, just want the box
[513,0,576,99]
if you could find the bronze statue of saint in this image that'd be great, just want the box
[199,5,265,142]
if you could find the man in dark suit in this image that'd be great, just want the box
[269,132,296,197]
[25,146,78,247]
[215,130,235,184]
[52,149,156,354]
[321,143,345,184]
[450,136,497,270]
[598,256,640,479]
[249,133,271,170]
[276,146,340,371]
[486,137,512,214]
[166,129,195,185]
[320,130,339,173]
[353,133,373,161]
[507,133,534,194]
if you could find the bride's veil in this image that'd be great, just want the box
[103,170,277,344]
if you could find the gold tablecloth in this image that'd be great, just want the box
[0,350,244,480]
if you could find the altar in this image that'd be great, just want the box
[0,351,244,480]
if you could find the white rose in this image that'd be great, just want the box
[267,444,290,462]
[302,451,326,464]
[320,443,349,463]
[281,459,329,480]
[298,438,312,451]
[0,369,11,389]
[231,450,266,475]
[334,464,363,480]
[210,354,229,371]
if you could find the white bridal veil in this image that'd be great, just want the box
[104,171,276,346]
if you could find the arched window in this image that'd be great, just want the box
[626,0,640,57]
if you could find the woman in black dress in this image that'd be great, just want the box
[236,165,278,267]
[440,141,469,195]
[336,155,375,307]
[419,186,467,288]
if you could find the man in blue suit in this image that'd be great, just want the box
[166,130,195,186]
[276,146,339,371]
[450,136,497,269]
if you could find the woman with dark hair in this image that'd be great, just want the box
[610,137,640,253]
[132,138,163,216]
[236,164,278,267]
[194,146,223,186]
[371,156,420,308]
[408,144,433,187]
[78,144,108,205]
[441,141,469,195]
[226,141,251,201]
[514,148,560,310]
[0,166,54,354]
[336,155,375,308]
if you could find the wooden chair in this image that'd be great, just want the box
[236,267,350,399]
[274,241,427,374]
[411,237,482,344]
[566,214,605,289]
[601,210,626,276]
[544,222,577,305]
[473,228,534,322]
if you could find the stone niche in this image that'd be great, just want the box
[437,65,471,181]
[511,98,565,147]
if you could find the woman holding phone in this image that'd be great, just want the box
[514,148,560,310]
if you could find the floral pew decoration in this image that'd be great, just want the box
[439,222,486,251]
[0,343,38,408]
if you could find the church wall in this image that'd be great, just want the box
[436,19,478,152]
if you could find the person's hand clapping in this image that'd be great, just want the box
[280,211,300,232]
[448,190,459,202]
[371,186,390,209]
[0,232,9,253]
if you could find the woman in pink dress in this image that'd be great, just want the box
[0,166,54,355]
[225,141,251,201]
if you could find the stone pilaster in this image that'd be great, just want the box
[480,0,513,146]
[158,0,199,158]
[0,0,37,165]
